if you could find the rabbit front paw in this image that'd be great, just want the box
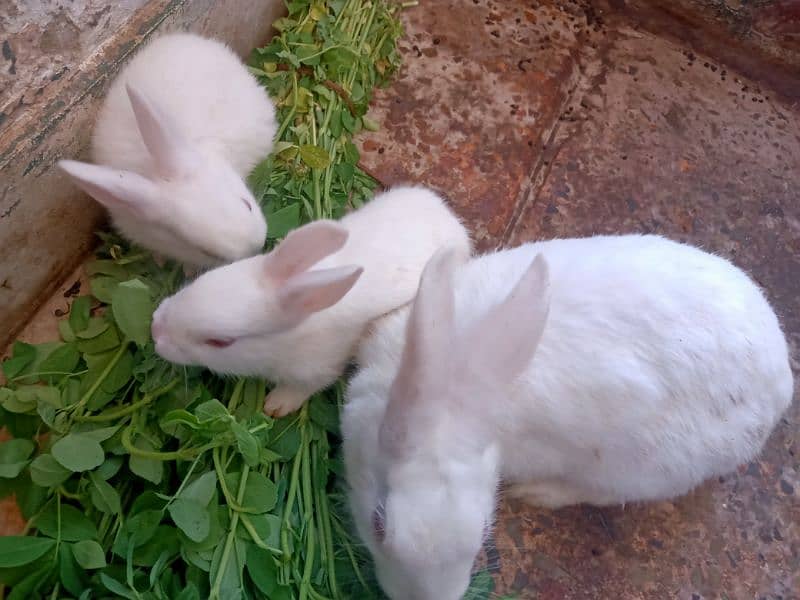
[263,385,310,417]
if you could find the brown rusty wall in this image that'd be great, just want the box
[0,0,284,350]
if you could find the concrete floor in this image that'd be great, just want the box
[3,0,799,598]
[358,1,799,598]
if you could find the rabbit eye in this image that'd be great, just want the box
[372,506,386,542]
[205,338,234,348]
[241,197,253,212]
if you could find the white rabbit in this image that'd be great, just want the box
[58,32,276,266]
[150,186,472,416]
[342,234,794,600]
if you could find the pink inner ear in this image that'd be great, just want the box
[205,338,234,348]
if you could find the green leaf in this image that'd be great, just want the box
[90,276,119,304]
[232,421,260,467]
[36,503,98,541]
[134,526,180,566]
[195,399,230,422]
[15,475,47,520]
[38,343,80,380]
[76,424,120,442]
[85,259,130,280]
[69,296,92,333]
[112,278,154,347]
[129,436,164,484]
[161,409,202,430]
[75,317,109,339]
[6,563,50,600]
[225,471,277,513]
[51,433,105,472]
[341,109,357,133]
[58,319,76,342]
[0,438,35,478]
[238,513,281,548]
[246,544,280,595]
[168,498,211,542]
[0,389,34,414]
[72,539,107,569]
[343,141,360,164]
[267,203,302,239]
[11,386,60,416]
[308,396,340,434]
[89,471,121,514]
[267,417,302,459]
[126,509,163,547]
[0,537,55,568]
[95,455,123,479]
[59,543,85,597]
[209,536,246,600]
[82,348,135,410]
[297,44,322,65]
[76,322,120,354]
[299,144,332,169]
[29,454,71,487]
[180,471,218,506]
[99,573,138,600]
[175,583,201,600]
[1,342,36,380]
[277,48,301,68]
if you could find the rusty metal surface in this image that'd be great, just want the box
[362,1,799,597]
[358,0,585,250]
[596,0,800,101]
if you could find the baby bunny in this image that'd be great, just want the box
[151,186,472,416]
[342,235,793,600]
[58,32,276,267]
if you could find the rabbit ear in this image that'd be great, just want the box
[463,253,551,385]
[126,83,196,177]
[264,220,349,282]
[277,265,363,320]
[58,160,160,218]
[380,247,459,455]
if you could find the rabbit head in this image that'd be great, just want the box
[347,248,551,600]
[150,220,362,371]
[59,84,267,267]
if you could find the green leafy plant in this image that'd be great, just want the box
[0,1,499,599]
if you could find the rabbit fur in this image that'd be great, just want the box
[59,32,276,266]
[342,234,793,600]
[151,185,472,416]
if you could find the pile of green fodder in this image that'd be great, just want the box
[0,1,505,598]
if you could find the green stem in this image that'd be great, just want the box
[316,464,339,599]
[276,72,300,141]
[57,486,81,500]
[211,464,250,599]
[227,378,246,414]
[75,379,179,422]
[331,516,370,591]
[72,339,131,412]
[299,429,315,600]
[121,426,215,460]
[48,582,60,600]
[281,435,304,560]
[213,447,235,505]
[11,370,88,381]
[239,514,282,554]
[165,454,203,506]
